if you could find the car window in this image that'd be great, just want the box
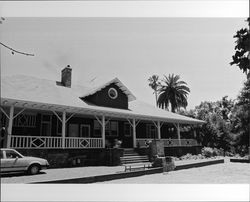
[5,150,22,159]
[0,151,3,159]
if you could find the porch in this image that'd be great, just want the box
[9,135,200,149]
[1,101,202,150]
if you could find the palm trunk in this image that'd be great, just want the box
[171,103,175,113]
[154,90,158,107]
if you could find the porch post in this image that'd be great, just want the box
[193,129,197,146]
[102,115,105,148]
[7,105,14,148]
[62,111,66,149]
[157,121,161,139]
[132,119,136,148]
[177,123,181,146]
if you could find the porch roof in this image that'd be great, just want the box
[1,75,205,124]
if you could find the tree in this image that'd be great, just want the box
[157,74,190,112]
[230,18,250,78]
[231,79,250,155]
[148,75,160,106]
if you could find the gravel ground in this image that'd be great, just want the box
[1,166,124,184]
[99,161,250,184]
[1,157,249,184]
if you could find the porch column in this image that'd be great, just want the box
[132,119,136,148]
[102,115,105,148]
[7,105,14,148]
[177,123,181,146]
[157,121,161,139]
[62,111,66,149]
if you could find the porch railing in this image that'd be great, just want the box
[10,135,103,149]
[136,138,200,148]
[65,137,103,148]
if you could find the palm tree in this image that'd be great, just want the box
[148,75,160,106]
[157,74,190,112]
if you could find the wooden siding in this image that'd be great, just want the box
[82,83,129,109]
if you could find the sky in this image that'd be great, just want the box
[0,17,247,110]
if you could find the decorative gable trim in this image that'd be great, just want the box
[81,78,136,102]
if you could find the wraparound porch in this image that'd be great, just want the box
[1,99,202,150]
[9,135,200,149]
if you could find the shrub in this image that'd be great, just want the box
[201,147,214,158]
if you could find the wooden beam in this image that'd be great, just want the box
[13,108,25,119]
[66,113,75,123]
[7,105,14,148]
[0,107,10,119]
[62,111,66,149]
[177,123,181,146]
[102,115,105,148]
[132,119,137,148]
[52,111,62,122]
[157,121,161,139]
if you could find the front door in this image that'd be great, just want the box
[122,122,133,148]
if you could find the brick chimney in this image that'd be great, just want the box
[61,65,72,88]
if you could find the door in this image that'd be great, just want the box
[1,150,26,172]
[122,122,133,148]
[80,124,90,138]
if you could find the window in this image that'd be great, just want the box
[146,124,156,138]
[94,120,118,137]
[57,118,62,135]
[5,150,22,159]
[106,121,118,136]
[0,151,3,159]
[94,120,101,137]
[41,115,51,136]
[13,113,36,127]
[124,122,132,136]
[68,124,79,137]
[108,88,118,99]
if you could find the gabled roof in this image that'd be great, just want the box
[80,77,136,102]
[1,75,205,124]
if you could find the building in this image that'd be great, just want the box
[0,66,204,167]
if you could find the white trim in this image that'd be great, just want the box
[1,97,205,124]
[81,77,136,102]
[108,87,118,99]
[13,108,26,119]
[66,113,75,123]
[7,105,14,148]
[62,111,66,148]
[0,107,10,119]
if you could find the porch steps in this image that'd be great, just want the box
[121,149,150,165]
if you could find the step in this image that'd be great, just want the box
[121,156,149,160]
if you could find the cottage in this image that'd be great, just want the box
[0,66,204,167]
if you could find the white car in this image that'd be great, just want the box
[0,148,49,175]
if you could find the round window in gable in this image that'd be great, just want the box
[108,88,118,99]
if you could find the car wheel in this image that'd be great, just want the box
[28,164,40,175]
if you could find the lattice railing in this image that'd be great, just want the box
[136,138,199,147]
[65,137,103,148]
[10,135,103,149]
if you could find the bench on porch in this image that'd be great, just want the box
[124,162,152,172]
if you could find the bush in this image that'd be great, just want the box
[201,147,214,158]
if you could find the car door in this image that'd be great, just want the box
[1,150,16,172]
[4,150,26,172]
[0,150,9,172]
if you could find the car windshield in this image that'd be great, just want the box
[5,150,23,159]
